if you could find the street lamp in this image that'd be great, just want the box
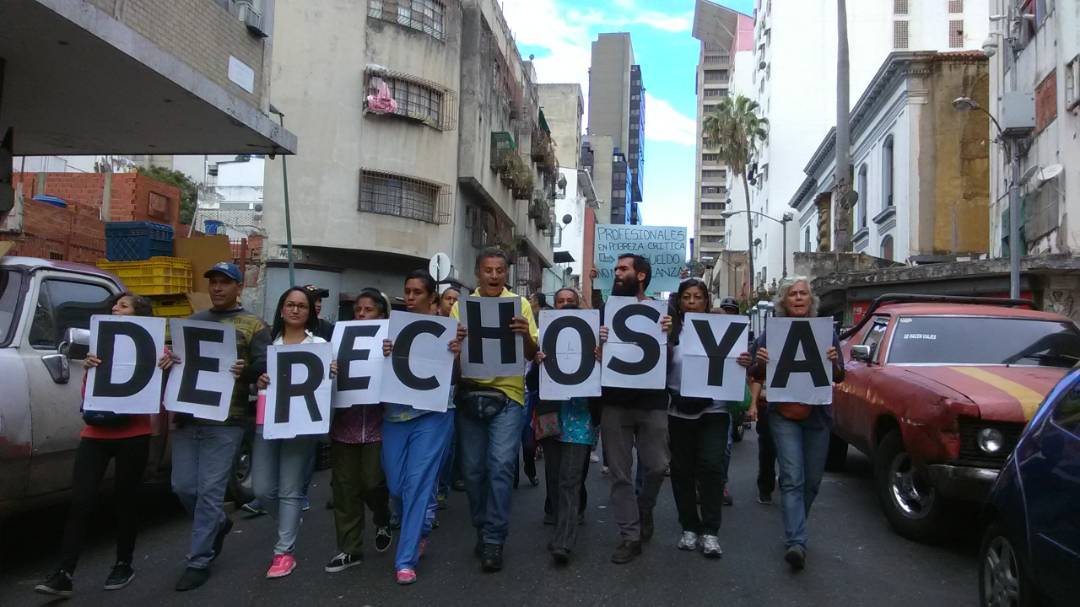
[722,209,794,279]
[268,103,296,288]
[952,95,1021,298]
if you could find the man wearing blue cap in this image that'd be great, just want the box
[172,262,271,591]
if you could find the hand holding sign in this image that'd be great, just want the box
[84,315,167,414]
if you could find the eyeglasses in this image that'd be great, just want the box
[284,302,309,311]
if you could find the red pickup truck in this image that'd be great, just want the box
[830,295,1080,542]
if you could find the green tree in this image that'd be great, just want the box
[137,166,198,225]
[702,95,768,303]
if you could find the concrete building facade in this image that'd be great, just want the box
[744,0,988,289]
[261,0,554,318]
[791,52,991,266]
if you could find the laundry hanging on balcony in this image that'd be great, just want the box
[366,76,398,114]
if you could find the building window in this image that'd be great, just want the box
[803,226,812,252]
[701,202,726,211]
[703,70,728,83]
[893,20,909,49]
[882,136,895,209]
[701,186,724,195]
[703,88,727,98]
[367,72,455,130]
[701,219,725,228]
[948,0,963,12]
[702,153,720,164]
[368,0,446,41]
[702,169,726,180]
[358,169,449,224]
[949,20,964,48]
[857,164,868,228]
[880,235,895,259]
[893,0,908,14]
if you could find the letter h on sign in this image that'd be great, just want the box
[460,295,523,378]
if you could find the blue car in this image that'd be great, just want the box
[979,368,1080,606]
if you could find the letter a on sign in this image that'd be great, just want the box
[331,320,388,408]
[382,311,456,412]
[85,315,166,414]
[460,295,523,378]
[264,342,333,439]
[539,309,601,400]
[601,296,668,389]
[164,319,238,422]
[765,317,834,405]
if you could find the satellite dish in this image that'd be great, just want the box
[428,252,453,282]
[1038,164,1063,183]
[562,214,573,225]
[1020,165,1040,185]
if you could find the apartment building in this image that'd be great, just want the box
[746,0,987,288]
[262,0,555,317]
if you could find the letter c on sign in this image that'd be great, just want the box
[392,320,447,391]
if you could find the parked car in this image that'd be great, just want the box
[831,294,1080,542]
[0,256,254,516]
[979,367,1080,606]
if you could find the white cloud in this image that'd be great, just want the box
[644,92,697,146]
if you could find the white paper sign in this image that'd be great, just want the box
[601,296,669,389]
[382,312,456,412]
[264,342,333,439]
[765,317,834,405]
[679,314,749,401]
[331,320,389,408]
[85,315,166,414]
[164,319,238,422]
[460,295,524,379]
[539,309,602,400]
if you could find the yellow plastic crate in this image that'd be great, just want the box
[149,295,193,318]
[97,257,192,296]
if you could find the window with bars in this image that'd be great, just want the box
[358,169,450,224]
[701,186,724,195]
[703,88,727,97]
[368,0,445,41]
[949,19,964,48]
[703,70,728,83]
[701,202,727,211]
[894,0,908,14]
[948,0,963,12]
[368,73,454,130]
[893,20,909,49]
[702,169,726,180]
[702,153,720,164]
[701,219,725,227]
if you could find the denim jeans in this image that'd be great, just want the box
[456,400,526,545]
[171,424,245,569]
[769,406,832,548]
[253,432,318,555]
[436,411,457,497]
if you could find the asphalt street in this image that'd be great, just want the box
[0,429,980,607]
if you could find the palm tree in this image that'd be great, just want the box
[702,94,768,302]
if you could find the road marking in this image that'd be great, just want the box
[949,367,1043,421]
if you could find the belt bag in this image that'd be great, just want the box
[81,408,133,428]
[456,388,509,421]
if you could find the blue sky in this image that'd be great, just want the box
[502,0,754,235]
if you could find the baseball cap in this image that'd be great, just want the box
[720,297,740,312]
[304,284,331,299]
[204,261,243,283]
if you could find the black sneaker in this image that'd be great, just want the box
[542,512,555,526]
[550,546,570,565]
[610,540,642,564]
[211,517,233,561]
[757,493,773,505]
[785,545,806,571]
[34,569,73,598]
[324,552,362,573]
[374,526,393,553]
[104,562,135,590]
[389,514,401,530]
[480,543,503,572]
[174,567,209,592]
[240,501,267,517]
[639,508,655,542]
[452,480,466,492]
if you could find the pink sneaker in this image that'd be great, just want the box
[396,568,417,585]
[418,538,429,559]
[266,554,296,579]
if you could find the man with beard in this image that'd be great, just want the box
[597,254,672,564]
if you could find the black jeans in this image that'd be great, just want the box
[757,410,778,497]
[668,413,729,536]
[59,435,150,572]
[541,437,590,516]
[545,442,590,551]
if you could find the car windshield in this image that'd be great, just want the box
[888,316,1080,367]
[0,269,25,346]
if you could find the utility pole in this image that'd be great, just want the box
[269,104,296,287]
[833,0,852,252]
[1005,2,1021,299]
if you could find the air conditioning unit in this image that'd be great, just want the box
[237,1,268,38]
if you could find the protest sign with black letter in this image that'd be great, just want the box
[460,294,523,378]
[264,342,333,439]
[331,320,388,408]
[163,319,238,422]
[601,296,668,389]
[679,313,749,401]
[382,311,456,412]
[765,317,834,405]
[539,309,601,400]
[85,315,166,414]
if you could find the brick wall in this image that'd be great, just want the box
[6,172,183,264]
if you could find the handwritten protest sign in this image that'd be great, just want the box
[594,225,687,295]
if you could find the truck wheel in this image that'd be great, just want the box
[873,429,945,542]
[825,433,848,472]
[979,522,1037,607]
[227,430,255,506]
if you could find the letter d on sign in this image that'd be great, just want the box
[92,321,157,398]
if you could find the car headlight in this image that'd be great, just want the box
[977,427,1005,454]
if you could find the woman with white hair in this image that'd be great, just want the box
[737,277,845,571]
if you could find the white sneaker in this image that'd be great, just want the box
[677,530,699,551]
[590,452,600,463]
[701,534,723,558]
